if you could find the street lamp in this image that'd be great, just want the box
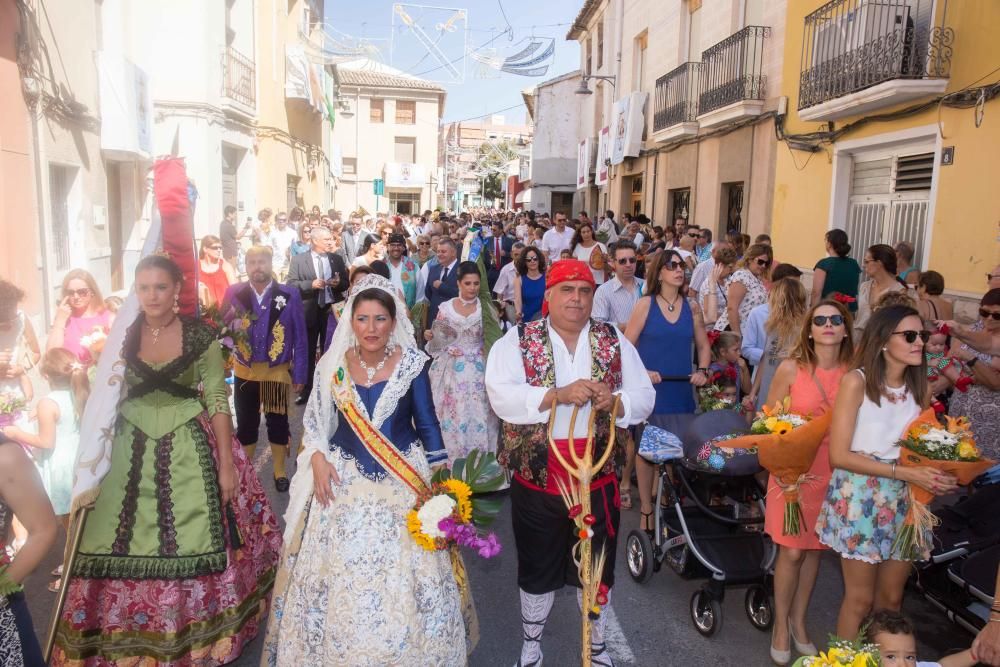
[575,74,617,95]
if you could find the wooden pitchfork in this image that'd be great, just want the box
[44,503,92,662]
[547,395,620,667]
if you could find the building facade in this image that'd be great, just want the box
[771,0,999,314]
[521,71,582,216]
[440,114,532,210]
[332,60,445,216]
[569,0,786,238]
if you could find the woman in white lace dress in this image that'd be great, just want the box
[262,275,474,666]
[424,261,499,463]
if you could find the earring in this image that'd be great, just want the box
[172,294,180,314]
[882,347,887,352]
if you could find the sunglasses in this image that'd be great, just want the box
[755,258,772,267]
[617,257,637,265]
[688,233,700,238]
[418,241,430,246]
[663,260,685,271]
[65,288,91,298]
[891,330,930,344]
[812,314,845,327]
[526,256,539,262]
[979,308,1000,321]
[209,245,223,250]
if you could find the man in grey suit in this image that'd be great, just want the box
[340,212,365,265]
[286,226,349,403]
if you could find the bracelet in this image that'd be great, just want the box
[891,462,897,480]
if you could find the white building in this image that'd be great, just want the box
[519,71,582,216]
[332,60,445,215]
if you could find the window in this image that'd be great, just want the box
[394,137,416,163]
[49,165,75,271]
[687,3,702,63]
[669,188,691,224]
[585,37,593,75]
[287,174,300,212]
[342,157,357,175]
[395,100,416,125]
[722,182,745,233]
[597,20,604,70]
[634,31,648,90]
[370,99,384,123]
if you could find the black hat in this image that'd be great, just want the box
[387,233,407,245]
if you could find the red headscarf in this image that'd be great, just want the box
[541,259,596,317]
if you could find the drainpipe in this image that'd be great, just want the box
[29,97,53,329]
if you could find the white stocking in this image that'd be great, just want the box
[577,587,614,667]
[518,588,554,666]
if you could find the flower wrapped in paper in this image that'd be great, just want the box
[892,408,995,559]
[715,398,832,535]
[791,634,879,666]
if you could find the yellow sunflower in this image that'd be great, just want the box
[442,479,473,522]
[406,509,438,551]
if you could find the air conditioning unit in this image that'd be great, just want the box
[812,1,911,71]
[338,98,355,117]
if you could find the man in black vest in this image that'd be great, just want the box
[287,226,349,404]
[423,236,459,329]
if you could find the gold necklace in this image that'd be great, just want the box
[146,315,176,345]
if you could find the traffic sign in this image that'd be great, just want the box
[373,179,384,196]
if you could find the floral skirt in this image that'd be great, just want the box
[51,416,283,666]
[815,462,929,563]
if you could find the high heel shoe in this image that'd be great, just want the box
[770,627,791,666]
[789,622,817,656]
[639,511,654,539]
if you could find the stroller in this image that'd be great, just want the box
[625,409,777,637]
[911,480,1000,635]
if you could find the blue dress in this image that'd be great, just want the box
[636,298,696,418]
[521,274,546,321]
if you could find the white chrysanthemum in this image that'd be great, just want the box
[920,428,958,447]
[417,494,457,538]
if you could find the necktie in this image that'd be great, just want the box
[315,255,328,306]
[440,265,449,284]
[496,238,501,261]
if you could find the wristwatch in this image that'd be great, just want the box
[696,367,709,375]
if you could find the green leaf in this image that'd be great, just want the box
[452,450,504,494]
[431,466,451,485]
[471,497,504,527]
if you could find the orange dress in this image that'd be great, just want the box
[200,259,231,307]
[764,364,846,549]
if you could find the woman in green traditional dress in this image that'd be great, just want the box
[51,255,282,666]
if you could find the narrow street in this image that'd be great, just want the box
[24,404,968,666]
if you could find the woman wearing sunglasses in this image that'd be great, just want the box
[760,300,853,664]
[715,243,773,335]
[198,234,237,308]
[513,247,547,322]
[855,244,908,335]
[939,289,1000,461]
[46,269,114,366]
[625,250,711,534]
[817,305,958,641]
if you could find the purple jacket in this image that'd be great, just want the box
[221,281,309,385]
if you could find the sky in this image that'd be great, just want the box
[323,0,582,124]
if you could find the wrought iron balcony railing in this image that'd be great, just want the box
[654,62,701,132]
[799,0,953,110]
[224,46,256,109]
[698,25,770,117]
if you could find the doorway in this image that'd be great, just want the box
[629,175,644,216]
[221,145,242,213]
[551,191,574,217]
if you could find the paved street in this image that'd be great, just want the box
[24,403,972,666]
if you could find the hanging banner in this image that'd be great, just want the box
[595,126,610,187]
[576,137,591,190]
[610,91,648,165]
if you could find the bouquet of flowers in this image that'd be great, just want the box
[892,409,995,559]
[407,449,503,559]
[697,383,737,413]
[79,325,108,362]
[0,391,26,428]
[792,635,880,667]
[202,303,251,367]
[717,397,831,535]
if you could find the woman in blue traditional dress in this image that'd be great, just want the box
[264,274,474,666]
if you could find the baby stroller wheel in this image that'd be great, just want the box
[626,530,654,584]
[690,589,723,637]
[744,584,773,631]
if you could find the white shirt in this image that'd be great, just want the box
[572,242,607,284]
[592,276,645,327]
[540,226,576,260]
[493,262,518,301]
[850,369,920,459]
[252,281,274,307]
[485,320,655,439]
[270,227,298,268]
[596,218,618,244]
[689,257,714,296]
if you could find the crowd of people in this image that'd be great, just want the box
[0,201,999,667]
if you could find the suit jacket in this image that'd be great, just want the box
[341,230,364,264]
[286,251,349,329]
[424,260,460,327]
[221,282,309,384]
[485,234,515,288]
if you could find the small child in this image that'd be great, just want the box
[864,609,973,667]
[0,347,87,591]
[926,326,973,413]
[698,371,740,412]
[559,249,573,261]
[708,331,751,402]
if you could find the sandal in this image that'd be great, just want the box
[619,487,632,510]
[640,511,654,539]
[51,564,64,577]
[48,578,62,593]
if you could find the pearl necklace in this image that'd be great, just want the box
[145,315,176,345]
[357,345,392,386]
[458,295,479,306]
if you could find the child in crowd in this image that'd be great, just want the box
[925,326,973,413]
[864,610,974,667]
[697,370,740,413]
[708,331,751,402]
[103,295,124,313]
[0,347,87,591]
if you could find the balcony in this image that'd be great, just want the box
[652,62,700,143]
[697,25,770,128]
[223,46,256,114]
[798,0,952,121]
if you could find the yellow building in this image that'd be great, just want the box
[255,0,332,213]
[772,0,1000,312]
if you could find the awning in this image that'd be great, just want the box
[514,188,532,204]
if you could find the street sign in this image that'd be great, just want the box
[373,179,384,195]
